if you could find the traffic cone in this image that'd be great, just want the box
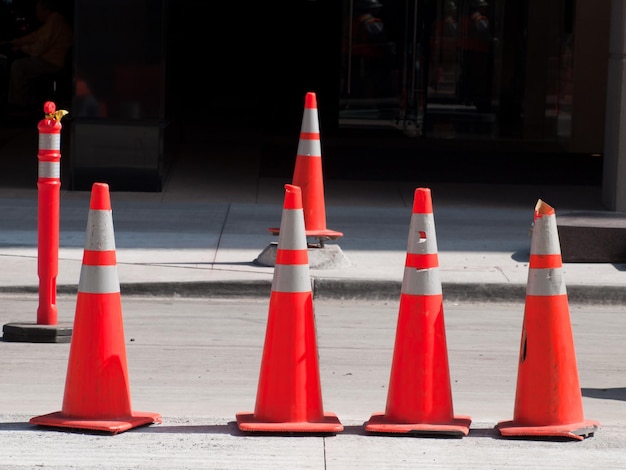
[237,184,343,433]
[496,199,599,440]
[269,92,343,241]
[30,183,162,434]
[365,188,471,436]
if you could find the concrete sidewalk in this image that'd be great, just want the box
[0,124,624,304]
[0,178,624,305]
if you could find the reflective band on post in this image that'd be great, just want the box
[78,265,120,294]
[38,161,60,179]
[272,264,311,293]
[277,210,307,250]
[401,267,442,295]
[39,133,60,150]
[407,214,438,255]
[531,214,561,255]
[85,211,116,251]
[526,268,567,296]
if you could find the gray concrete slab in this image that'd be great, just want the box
[0,296,624,468]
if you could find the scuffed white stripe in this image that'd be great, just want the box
[84,210,116,250]
[277,209,307,250]
[526,268,567,296]
[38,161,60,179]
[272,264,311,293]
[401,267,442,295]
[531,214,561,255]
[38,133,60,150]
[78,265,120,293]
[406,213,438,255]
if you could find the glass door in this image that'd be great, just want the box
[339,0,501,138]
[423,0,499,138]
[339,0,426,136]
[339,0,579,145]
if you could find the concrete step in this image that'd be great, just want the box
[558,211,626,263]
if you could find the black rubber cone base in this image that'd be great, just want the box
[2,322,73,343]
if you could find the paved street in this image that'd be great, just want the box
[1,295,625,469]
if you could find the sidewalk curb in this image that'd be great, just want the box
[312,279,626,305]
[0,280,624,305]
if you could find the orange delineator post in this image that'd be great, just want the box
[36,101,65,325]
[496,199,599,440]
[237,184,343,433]
[269,92,342,240]
[365,188,471,436]
[30,183,161,434]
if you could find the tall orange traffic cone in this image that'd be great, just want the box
[237,184,343,433]
[496,200,599,440]
[269,92,342,241]
[30,183,161,434]
[365,188,471,436]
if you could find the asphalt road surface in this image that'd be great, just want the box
[0,295,625,469]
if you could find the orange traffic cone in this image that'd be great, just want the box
[365,188,471,436]
[269,92,342,241]
[237,184,343,433]
[30,183,161,434]
[496,200,599,440]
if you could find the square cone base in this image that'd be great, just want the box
[496,419,600,441]
[3,322,73,343]
[364,412,471,437]
[30,411,162,434]
[236,412,343,434]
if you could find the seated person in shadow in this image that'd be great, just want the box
[0,0,72,113]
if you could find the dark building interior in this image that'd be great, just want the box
[0,0,605,191]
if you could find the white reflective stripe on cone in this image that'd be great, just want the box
[85,211,116,250]
[531,214,561,255]
[38,133,60,150]
[272,264,311,293]
[401,267,442,295]
[526,268,567,296]
[300,108,320,134]
[407,213,438,255]
[78,265,120,294]
[296,136,321,159]
[277,210,307,250]
[38,161,60,179]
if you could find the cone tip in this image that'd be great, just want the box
[90,182,112,210]
[534,199,555,220]
[284,184,303,210]
[305,92,317,109]
[412,187,433,214]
